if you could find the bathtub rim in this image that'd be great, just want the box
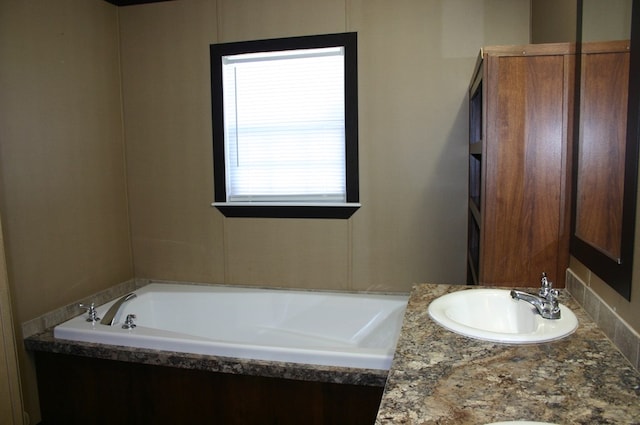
[24,279,410,386]
[23,278,409,339]
[52,281,408,370]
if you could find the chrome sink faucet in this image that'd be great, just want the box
[510,272,561,319]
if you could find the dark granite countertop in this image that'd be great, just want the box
[24,329,388,387]
[375,284,640,424]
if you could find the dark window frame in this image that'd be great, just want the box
[210,32,359,219]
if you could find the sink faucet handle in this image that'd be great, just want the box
[547,288,561,315]
[539,272,553,298]
[79,303,100,323]
[541,272,551,287]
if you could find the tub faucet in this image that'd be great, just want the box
[79,302,100,323]
[510,272,561,320]
[100,293,137,326]
[122,314,137,330]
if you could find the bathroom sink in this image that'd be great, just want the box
[428,289,578,343]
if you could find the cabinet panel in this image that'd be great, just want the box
[468,44,573,287]
[576,50,629,260]
[35,352,383,425]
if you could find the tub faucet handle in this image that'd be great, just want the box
[79,303,100,323]
[122,314,136,330]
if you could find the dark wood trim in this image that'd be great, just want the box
[623,0,640,294]
[104,0,173,6]
[210,43,226,204]
[214,204,360,219]
[343,33,360,203]
[35,352,383,425]
[570,0,638,300]
[210,33,359,219]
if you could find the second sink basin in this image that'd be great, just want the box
[428,289,578,344]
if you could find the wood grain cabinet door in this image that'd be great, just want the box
[480,50,571,287]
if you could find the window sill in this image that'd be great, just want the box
[212,202,361,219]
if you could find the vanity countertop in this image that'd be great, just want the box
[375,283,640,424]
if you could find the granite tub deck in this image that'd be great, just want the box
[375,284,640,424]
[25,328,388,387]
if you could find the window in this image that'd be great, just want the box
[210,33,359,218]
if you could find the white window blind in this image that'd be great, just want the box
[221,47,346,203]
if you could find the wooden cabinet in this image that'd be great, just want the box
[467,43,574,287]
[35,352,383,425]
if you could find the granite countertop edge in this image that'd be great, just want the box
[24,329,388,387]
[375,283,640,425]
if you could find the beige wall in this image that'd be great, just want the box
[120,0,530,293]
[531,0,577,43]
[2,0,638,420]
[0,0,132,421]
[582,0,632,42]
[0,0,531,421]
[0,0,132,324]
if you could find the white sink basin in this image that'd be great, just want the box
[428,289,578,344]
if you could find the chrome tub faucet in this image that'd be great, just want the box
[100,293,137,326]
[79,302,100,323]
[510,272,561,319]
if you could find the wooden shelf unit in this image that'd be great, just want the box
[466,43,574,288]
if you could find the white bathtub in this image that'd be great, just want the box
[54,283,408,370]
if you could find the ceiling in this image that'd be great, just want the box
[104,0,173,6]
